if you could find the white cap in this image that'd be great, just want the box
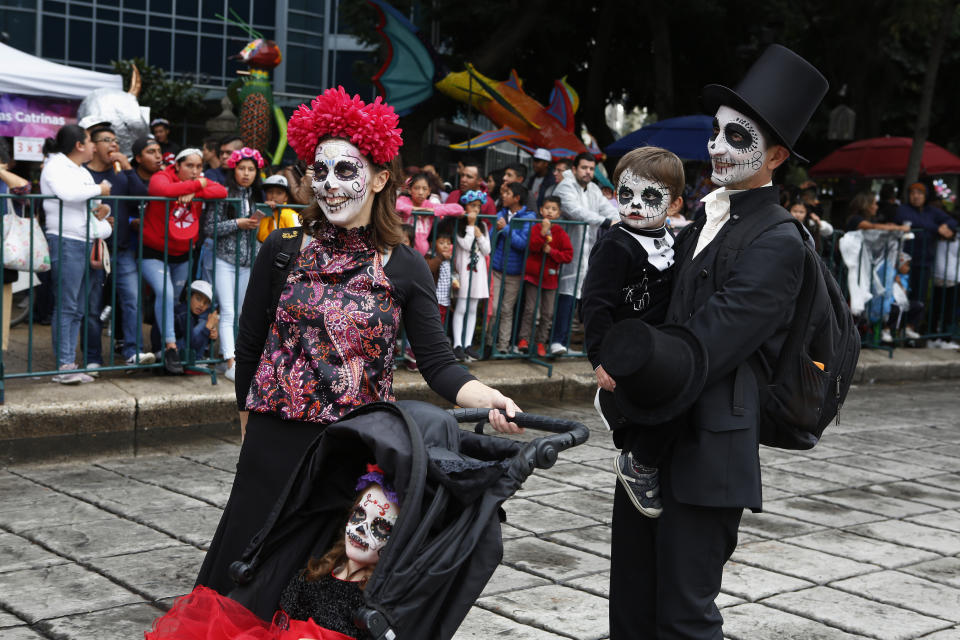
[533,148,552,162]
[79,115,111,130]
[263,174,289,189]
[190,280,213,302]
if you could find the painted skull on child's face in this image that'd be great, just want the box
[617,169,671,230]
[344,484,399,567]
[708,105,768,187]
[312,139,372,227]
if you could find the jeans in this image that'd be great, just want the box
[141,257,189,345]
[198,237,215,283]
[214,257,250,360]
[47,234,105,367]
[115,248,145,358]
[550,293,576,346]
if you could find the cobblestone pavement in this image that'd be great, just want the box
[2,381,960,639]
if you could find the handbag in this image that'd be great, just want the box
[2,197,51,272]
[90,237,111,274]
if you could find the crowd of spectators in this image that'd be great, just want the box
[4,116,960,383]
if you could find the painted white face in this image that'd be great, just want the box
[344,484,398,567]
[312,140,372,227]
[708,105,768,187]
[616,169,670,230]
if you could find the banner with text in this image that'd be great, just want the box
[0,94,78,138]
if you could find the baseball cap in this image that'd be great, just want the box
[190,280,213,303]
[263,174,289,189]
[132,135,159,157]
[150,118,171,128]
[533,148,552,162]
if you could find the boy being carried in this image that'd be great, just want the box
[517,196,573,357]
[581,146,685,518]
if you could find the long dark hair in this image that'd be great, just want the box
[299,137,403,252]
[42,124,87,156]
[224,157,264,217]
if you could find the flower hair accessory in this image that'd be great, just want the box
[287,86,403,165]
[459,190,488,206]
[225,147,265,169]
[356,463,399,505]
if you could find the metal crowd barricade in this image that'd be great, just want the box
[0,192,250,403]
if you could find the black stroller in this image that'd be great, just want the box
[226,400,589,640]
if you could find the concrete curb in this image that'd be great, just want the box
[1,349,958,464]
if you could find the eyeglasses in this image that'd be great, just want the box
[95,137,118,144]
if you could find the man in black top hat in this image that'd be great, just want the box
[607,44,828,639]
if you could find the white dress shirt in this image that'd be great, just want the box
[692,183,772,258]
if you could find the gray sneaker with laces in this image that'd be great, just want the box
[613,454,663,518]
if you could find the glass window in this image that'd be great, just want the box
[175,17,198,32]
[199,36,223,76]
[148,31,171,67]
[124,0,146,9]
[95,24,119,66]
[68,2,92,17]
[96,6,119,21]
[123,10,146,25]
[122,27,146,59]
[178,0,199,15]
[44,0,66,13]
[0,9,35,54]
[174,34,197,74]
[252,1,274,27]
[42,16,66,60]
[152,0,172,13]
[150,15,172,29]
[0,0,38,7]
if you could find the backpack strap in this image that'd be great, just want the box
[267,227,304,323]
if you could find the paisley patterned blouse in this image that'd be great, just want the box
[239,221,473,423]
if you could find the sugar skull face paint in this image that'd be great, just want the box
[344,484,398,567]
[312,140,372,227]
[708,105,768,187]
[617,169,671,230]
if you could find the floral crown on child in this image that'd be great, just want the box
[225,147,265,169]
[459,190,488,206]
[287,87,403,166]
[356,463,399,505]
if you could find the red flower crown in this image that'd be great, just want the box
[287,86,403,166]
[225,147,265,169]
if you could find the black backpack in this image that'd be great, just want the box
[266,227,305,323]
[715,212,860,450]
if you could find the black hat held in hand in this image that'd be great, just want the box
[703,44,829,163]
[598,320,708,426]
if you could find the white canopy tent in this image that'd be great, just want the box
[0,43,122,99]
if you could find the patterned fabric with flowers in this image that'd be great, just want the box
[245,221,400,423]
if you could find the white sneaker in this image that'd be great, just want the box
[224,363,236,381]
[549,342,568,356]
[125,352,157,365]
[904,327,921,339]
[86,363,101,378]
[881,328,893,343]
[52,364,94,385]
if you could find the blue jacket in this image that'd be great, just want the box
[894,203,957,267]
[490,206,537,275]
[85,166,148,250]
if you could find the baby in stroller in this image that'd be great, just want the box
[145,464,400,640]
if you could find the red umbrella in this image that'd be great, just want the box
[809,136,960,178]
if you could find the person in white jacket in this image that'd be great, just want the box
[39,124,113,384]
[549,152,619,355]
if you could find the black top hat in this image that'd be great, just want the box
[598,320,708,426]
[703,44,828,163]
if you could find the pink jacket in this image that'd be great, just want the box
[396,195,464,255]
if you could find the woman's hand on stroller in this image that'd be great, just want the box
[456,380,523,434]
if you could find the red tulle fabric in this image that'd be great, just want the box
[287,86,403,165]
[144,586,354,640]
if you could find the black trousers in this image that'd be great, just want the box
[195,411,327,595]
[609,464,742,640]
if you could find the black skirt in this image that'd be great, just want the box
[195,411,328,595]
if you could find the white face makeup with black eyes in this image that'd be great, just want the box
[312,140,372,227]
[344,484,399,568]
[616,169,671,230]
[708,105,768,187]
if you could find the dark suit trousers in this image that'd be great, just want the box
[609,464,742,640]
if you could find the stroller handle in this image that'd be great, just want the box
[449,408,590,470]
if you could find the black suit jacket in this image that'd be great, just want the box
[665,186,804,512]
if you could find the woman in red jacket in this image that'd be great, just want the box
[145,148,227,373]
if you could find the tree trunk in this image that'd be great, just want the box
[903,0,957,192]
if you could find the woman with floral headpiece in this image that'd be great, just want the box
[195,88,522,595]
[203,147,265,381]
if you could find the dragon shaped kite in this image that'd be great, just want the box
[367,0,602,161]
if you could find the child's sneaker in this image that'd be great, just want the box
[613,454,663,518]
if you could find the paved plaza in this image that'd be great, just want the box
[1,380,959,639]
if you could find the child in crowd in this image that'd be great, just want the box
[174,280,218,360]
[395,173,463,255]
[258,174,300,242]
[452,191,491,362]
[517,195,573,358]
[432,228,456,325]
[147,465,400,640]
[486,182,537,356]
[582,146,685,519]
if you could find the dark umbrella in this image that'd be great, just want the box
[810,136,960,178]
[604,115,713,160]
